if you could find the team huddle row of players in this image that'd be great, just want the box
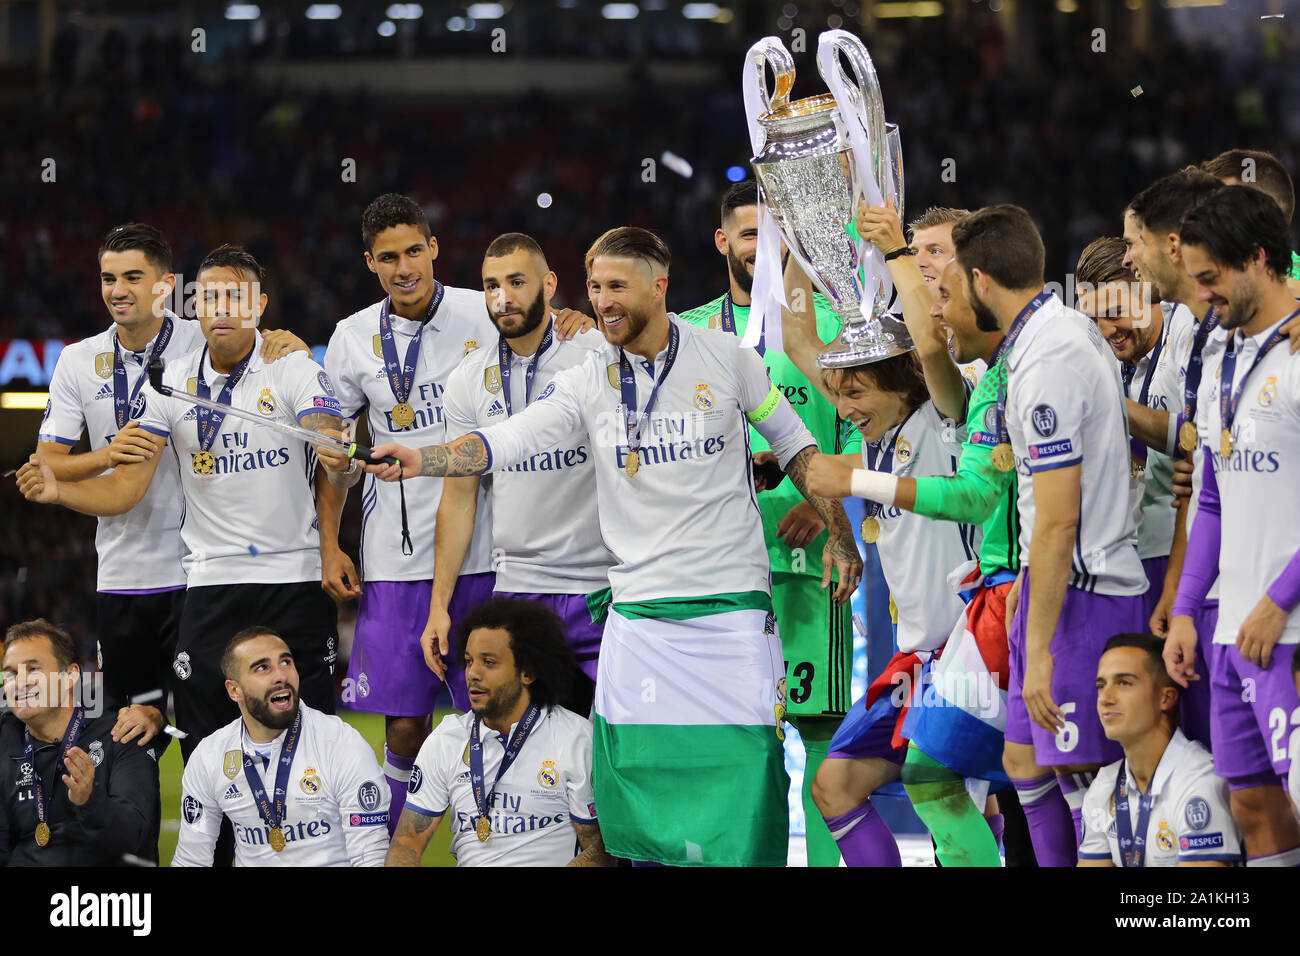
[5,144,1300,868]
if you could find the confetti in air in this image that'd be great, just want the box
[660,151,694,179]
[1130,85,1144,97]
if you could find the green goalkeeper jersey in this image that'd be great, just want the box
[912,358,1020,575]
[678,292,860,577]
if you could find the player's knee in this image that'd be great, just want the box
[810,760,846,817]
[384,715,430,756]
[1228,785,1288,837]
[1001,743,1039,781]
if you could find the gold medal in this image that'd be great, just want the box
[991,443,1015,473]
[625,450,640,477]
[391,402,416,428]
[192,451,216,475]
[35,822,50,847]
[774,703,787,742]
[1220,428,1233,459]
[860,516,880,544]
[1179,420,1198,453]
[476,816,491,843]
[269,826,286,852]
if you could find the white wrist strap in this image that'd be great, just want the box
[849,468,898,505]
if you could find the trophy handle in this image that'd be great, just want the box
[747,37,795,115]
[885,123,905,217]
[818,31,889,209]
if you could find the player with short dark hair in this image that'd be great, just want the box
[388,597,615,867]
[1169,185,1300,867]
[1,619,161,866]
[1077,634,1241,867]
[174,629,389,866]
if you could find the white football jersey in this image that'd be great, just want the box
[861,400,977,653]
[1129,303,1197,559]
[324,289,497,581]
[405,707,596,867]
[138,335,339,588]
[1005,295,1145,595]
[1195,314,1300,645]
[443,324,614,594]
[38,313,204,591]
[173,702,390,867]
[1079,730,1241,866]
[1184,327,1227,603]
[473,317,818,604]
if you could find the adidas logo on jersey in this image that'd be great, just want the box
[224,783,241,800]
[487,399,505,417]
[94,383,112,401]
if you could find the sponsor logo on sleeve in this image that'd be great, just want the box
[1031,404,1057,437]
[1028,438,1074,460]
[349,811,389,827]
[182,795,203,825]
[358,781,382,811]
[1178,832,1224,851]
[1183,796,1211,831]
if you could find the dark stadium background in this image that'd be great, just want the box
[0,0,1294,863]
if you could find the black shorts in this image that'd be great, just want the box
[95,589,186,707]
[172,581,337,761]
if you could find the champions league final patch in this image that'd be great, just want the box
[317,371,336,396]
[1031,404,1058,437]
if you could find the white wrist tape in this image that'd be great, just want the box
[849,468,898,505]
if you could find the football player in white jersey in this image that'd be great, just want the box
[953,206,1147,867]
[363,227,861,866]
[35,224,307,748]
[19,246,351,768]
[174,627,389,866]
[1170,185,1300,866]
[1079,634,1241,867]
[429,233,611,715]
[388,597,613,866]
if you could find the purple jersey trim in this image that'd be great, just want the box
[1172,448,1220,619]
[1265,547,1300,613]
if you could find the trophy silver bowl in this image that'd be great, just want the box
[748,32,913,369]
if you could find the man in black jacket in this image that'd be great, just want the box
[1,619,160,866]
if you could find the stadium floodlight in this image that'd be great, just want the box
[467,3,505,18]
[725,165,746,182]
[536,192,553,208]
[0,391,50,410]
[146,359,397,467]
[225,4,261,19]
[683,3,720,18]
[305,5,343,19]
[386,3,423,18]
[601,3,639,19]
[377,19,397,36]
[446,16,465,30]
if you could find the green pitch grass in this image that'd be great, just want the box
[158,708,457,866]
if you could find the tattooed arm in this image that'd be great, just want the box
[362,432,491,482]
[384,807,443,867]
[301,410,353,476]
[567,821,617,867]
[784,445,864,604]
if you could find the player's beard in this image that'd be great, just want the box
[727,247,754,296]
[1213,274,1258,331]
[246,684,299,731]
[601,303,651,346]
[471,674,525,723]
[493,289,547,339]
[968,287,1002,333]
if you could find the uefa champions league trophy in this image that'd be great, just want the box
[746,30,913,369]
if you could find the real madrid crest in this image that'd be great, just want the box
[537,759,559,789]
[463,339,479,357]
[257,387,276,416]
[94,352,114,379]
[694,382,713,411]
[300,766,322,795]
[894,436,913,464]
[606,363,620,389]
[1156,820,1176,853]
[1259,374,1278,408]
[484,366,503,395]
[224,750,242,780]
[87,740,104,767]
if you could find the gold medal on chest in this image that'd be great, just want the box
[476,816,491,843]
[192,451,216,475]
[391,402,416,428]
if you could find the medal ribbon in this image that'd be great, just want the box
[1113,760,1154,868]
[1122,312,1167,467]
[717,294,766,357]
[378,281,444,407]
[195,345,255,453]
[24,706,85,840]
[990,291,1053,453]
[498,319,554,418]
[1182,307,1220,430]
[469,703,542,834]
[863,405,919,518]
[1218,311,1295,453]
[241,706,303,838]
[619,322,681,462]
[113,314,175,429]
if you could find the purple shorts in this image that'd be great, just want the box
[347,573,496,716]
[1006,572,1144,766]
[495,590,605,683]
[1179,601,1217,748]
[1140,555,1168,623]
[1208,638,1300,785]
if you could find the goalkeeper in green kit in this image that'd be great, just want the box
[679,181,859,867]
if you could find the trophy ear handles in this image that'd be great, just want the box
[818,29,885,128]
[748,37,795,114]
